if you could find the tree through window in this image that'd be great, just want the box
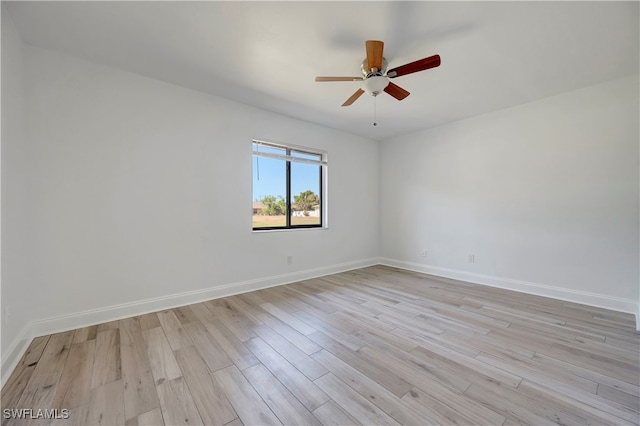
[252,140,325,230]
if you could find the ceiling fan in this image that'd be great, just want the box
[316,40,441,107]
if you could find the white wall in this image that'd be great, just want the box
[1,5,35,359]
[380,75,639,314]
[1,44,379,380]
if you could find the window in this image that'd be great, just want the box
[252,140,325,230]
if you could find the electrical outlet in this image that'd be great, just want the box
[3,306,10,325]
[468,254,475,263]
[420,249,427,257]
[287,255,293,265]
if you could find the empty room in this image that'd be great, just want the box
[1,1,639,425]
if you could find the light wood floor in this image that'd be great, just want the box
[2,266,639,425]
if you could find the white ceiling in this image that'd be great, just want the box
[5,1,639,141]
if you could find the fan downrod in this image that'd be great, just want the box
[361,58,388,78]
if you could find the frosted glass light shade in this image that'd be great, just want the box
[362,76,389,96]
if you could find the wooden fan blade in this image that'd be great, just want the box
[384,82,410,101]
[387,55,441,78]
[342,89,365,107]
[365,40,384,72]
[315,76,363,82]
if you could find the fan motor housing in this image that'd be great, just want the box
[361,58,388,78]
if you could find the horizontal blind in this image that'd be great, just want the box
[253,140,327,165]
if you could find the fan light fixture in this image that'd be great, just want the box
[314,40,441,108]
[362,76,389,97]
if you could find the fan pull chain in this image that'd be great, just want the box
[373,96,378,127]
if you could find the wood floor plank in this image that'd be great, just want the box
[463,382,554,425]
[296,305,358,334]
[312,349,453,426]
[571,335,640,364]
[252,290,299,314]
[141,327,182,385]
[476,351,599,394]
[513,379,635,425]
[120,344,158,422]
[351,327,417,354]
[593,310,637,326]
[24,331,75,393]
[421,312,493,336]
[359,345,473,394]
[124,408,163,426]
[391,322,480,358]
[118,317,143,347]
[243,363,321,426]
[431,302,513,330]
[212,365,281,426]
[22,335,51,367]
[257,312,322,355]
[156,377,203,426]
[174,346,237,425]
[516,380,639,425]
[407,376,507,426]
[331,310,395,333]
[268,286,320,314]
[185,303,214,322]
[546,341,640,384]
[14,383,59,421]
[202,319,260,370]
[253,324,327,380]
[137,313,161,331]
[400,387,480,425]
[86,379,125,425]
[275,285,337,315]
[411,344,523,388]
[486,323,569,353]
[597,383,640,412]
[1,363,38,412]
[156,310,193,351]
[72,326,98,344]
[312,401,361,426]
[1,335,50,409]
[377,312,445,335]
[442,328,536,359]
[91,329,121,389]
[313,373,400,426]
[119,318,159,421]
[225,296,266,326]
[52,340,96,409]
[531,351,639,397]
[260,303,316,336]
[50,404,89,426]
[173,306,202,324]
[307,330,414,398]
[292,310,365,351]
[183,320,233,372]
[96,320,119,333]
[246,336,330,411]
[606,335,640,353]
[207,299,258,342]
[320,291,386,319]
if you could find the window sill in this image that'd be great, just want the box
[252,226,327,234]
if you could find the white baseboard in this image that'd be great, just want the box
[1,322,33,388]
[1,257,378,387]
[379,258,640,330]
